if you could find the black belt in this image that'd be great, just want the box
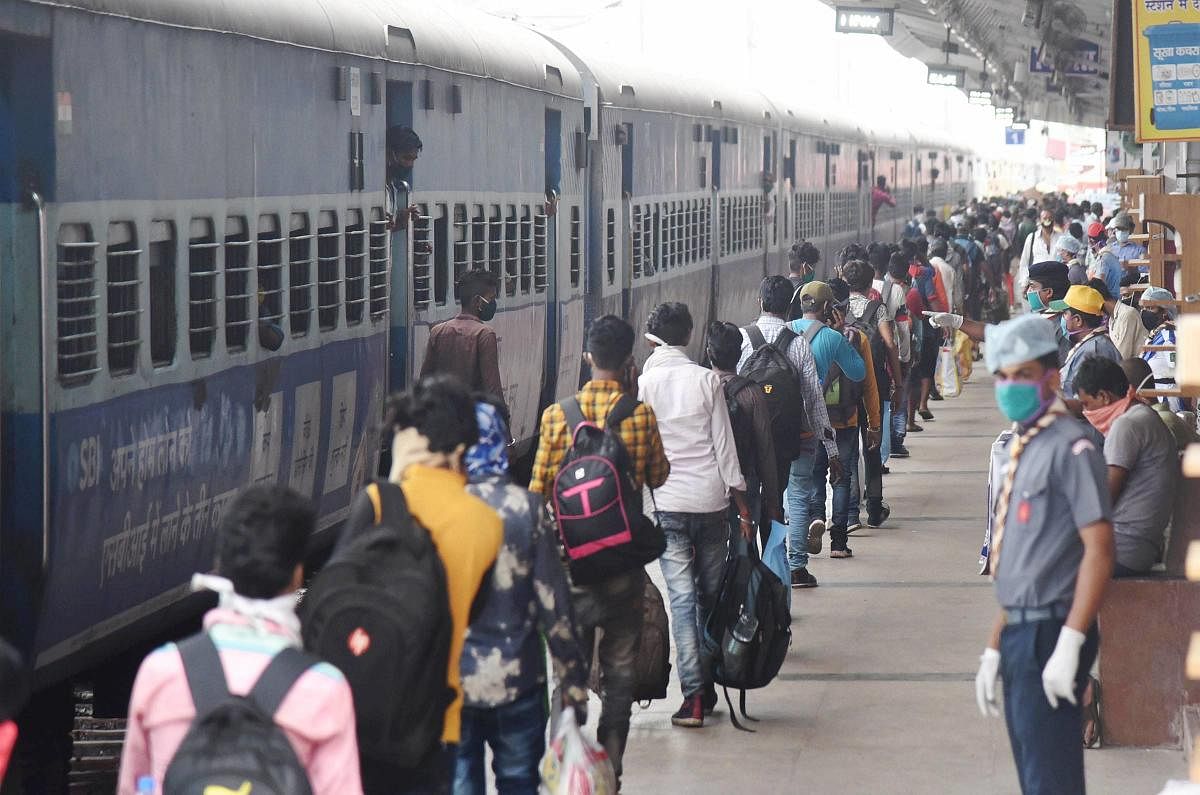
[1003,603,1070,625]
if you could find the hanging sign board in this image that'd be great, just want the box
[834,6,895,35]
[1132,2,1200,141]
[927,66,966,88]
[968,90,993,105]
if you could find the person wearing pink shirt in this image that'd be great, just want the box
[117,485,363,794]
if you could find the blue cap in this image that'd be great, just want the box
[984,314,1060,373]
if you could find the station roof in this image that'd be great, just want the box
[820,0,1112,129]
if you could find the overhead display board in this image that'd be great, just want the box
[927,66,966,88]
[834,6,895,36]
[1132,1,1200,141]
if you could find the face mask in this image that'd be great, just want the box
[477,297,497,322]
[994,373,1054,424]
[1026,291,1046,311]
[1041,219,1054,228]
[1141,310,1161,330]
[1082,393,1134,436]
[1115,230,1131,244]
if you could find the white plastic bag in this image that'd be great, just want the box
[935,343,962,398]
[539,707,616,795]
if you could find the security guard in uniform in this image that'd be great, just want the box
[974,314,1115,795]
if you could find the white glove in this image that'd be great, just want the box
[1042,626,1086,708]
[924,311,964,330]
[975,647,1001,717]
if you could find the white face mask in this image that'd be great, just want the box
[1115,230,1131,244]
[192,573,303,646]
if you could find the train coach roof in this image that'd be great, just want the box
[31,0,581,95]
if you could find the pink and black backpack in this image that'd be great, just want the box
[552,394,665,585]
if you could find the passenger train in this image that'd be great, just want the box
[0,0,986,728]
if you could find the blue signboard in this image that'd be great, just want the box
[1005,128,1026,145]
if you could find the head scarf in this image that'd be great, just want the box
[466,401,510,479]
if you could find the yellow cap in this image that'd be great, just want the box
[1063,285,1104,316]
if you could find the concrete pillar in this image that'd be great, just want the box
[1187,141,1200,195]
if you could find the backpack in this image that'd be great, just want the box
[739,325,810,461]
[703,536,792,732]
[588,571,671,705]
[299,482,453,769]
[551,395,666,586]
[722,375,757,478]
[801,321,863,426]
[848,299,892,396]
[163,634,317,795]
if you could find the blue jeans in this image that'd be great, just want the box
[1000,619,1099,795]
[892,376,909,444]
[454,691,546,795]
[880,400,892,464]
[658,510,729,697]
[809,427,860,533]
[785,449,819,571]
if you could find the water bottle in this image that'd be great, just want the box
[721,606,758,682]
[136,775,155,794]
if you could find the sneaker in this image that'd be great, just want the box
[891,443,911,458]
[671,694,704,727]
[806,519,827,554]
[919,408,935,421]
[830,545,854,559]
[701,683,718,716]
[867,501,891,528]
[846,521,863,534]
[881,465,890,475]
[790,567,819,588]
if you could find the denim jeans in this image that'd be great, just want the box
[847,411,884,526]
[454,691,546,795]
[657,510,730,697]
[809,427,860,535]
[880,401,892,464]
[785,449,819,571]
[891,375,909,445]
[1000,619,1099,795]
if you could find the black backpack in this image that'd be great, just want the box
[163,634,317,795]
[703,535,792,732]
[849,299,892,396]
[589,570,671,706]
[801,321,864,427]
[551,395,665,585]
[739,325,810,461]
[299,482,453,769]
[722,375,757,479]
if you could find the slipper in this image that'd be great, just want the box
[919,409,935,421]
[906,422,924,432]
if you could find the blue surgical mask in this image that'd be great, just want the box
[994,374,1053,424]
[1027,291,1046,312]
[1115,230,1131,244]
[1060,314,1069,337]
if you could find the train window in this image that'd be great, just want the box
[718,197,729,257]
[288,213,313,336]
[317,211,341,330]
[411,204,432,309]
[691,200,701,263]
[432,204,449,305]
[257,215,284,339]
[345,209,367,324]
[471,205,486,266]
[223,217,252,353]
[368,208,389,321]
[487,205,503,279]
[651,204,662,274]
[631,205,643,279]
[699,156,706,189]
[569,205,581,289]
[662,203,672,269]
[504,205,518,297]
[641,204,655,276]
[187,219,218,359]
[149,220,177,367]
[605,209,616,285]
[56,224,100,382]
[106,221,142,374]
[533,209,548,294]
[519,205,533,294]
[452,204,470,282]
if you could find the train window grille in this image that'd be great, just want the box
[411,205,433,309]
[369,208,389,321]
[569,205,581,288]
[631,205,644,279]
[56,224,100,382]
[471,205,487,266]
[187,219,219,359]
[486,205,503,279]
[288,213,313,337]
[224,217,252,352]
[106,221,142,375]
[651,204,662,275]
[665,202,675,269]
[149,220,177,368]
[452,203,470,282]
[533,210,548,293]
[719,197,729,257]
[345,209,367,325]
[605,208,616,285]
[701,198,712,261]
[432,204,449,306]
[642,204,656,276]
[504,205,519,297]
[317,211,341,329]
[257,215,285,333]
[519,206,534,294]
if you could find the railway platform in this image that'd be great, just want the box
[615,374,1185,795]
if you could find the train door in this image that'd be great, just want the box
[541,108,561,408]
[0,32,54,656]
[385,80,413,394]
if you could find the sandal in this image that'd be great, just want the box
[906,422,924,432]
[919,409,935,421]
[1081,676,1101,749]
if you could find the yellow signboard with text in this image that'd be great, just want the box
[1133,0,1200,142]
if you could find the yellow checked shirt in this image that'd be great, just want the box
[529,380,670,498]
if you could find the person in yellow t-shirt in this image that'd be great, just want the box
[342,375,502,795]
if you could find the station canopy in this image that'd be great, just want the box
[820,1,1113,128]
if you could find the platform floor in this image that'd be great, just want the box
[614,373,1186,795]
